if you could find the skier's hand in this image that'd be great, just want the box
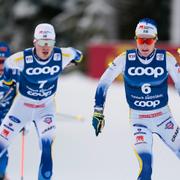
[92,109,105,136]
[0,82,16,104]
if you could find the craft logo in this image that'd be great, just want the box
[171,127,179,142]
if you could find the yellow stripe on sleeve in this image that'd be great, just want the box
[15,56,24,62]
[3,80,14,86]
[62,53,71,58]
[166,51,174,58]
[108,51,126,67]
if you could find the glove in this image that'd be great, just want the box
[92,108,105,136]
[0,82,16,105]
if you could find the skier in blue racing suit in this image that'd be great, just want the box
[0,23,83,180]
[0,42,16,180]
[92,18,180,180]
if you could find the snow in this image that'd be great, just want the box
[6,72,180,180]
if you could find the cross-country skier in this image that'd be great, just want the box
[0,23,83,180]
[92,18,180,180]
[0,42,16,180]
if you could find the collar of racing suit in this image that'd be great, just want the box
[136,49,156,64]
[33,48,54,63]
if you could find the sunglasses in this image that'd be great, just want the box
[36,39,55,47]
[136,37,156,45]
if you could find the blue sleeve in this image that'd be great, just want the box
[94,82,109,108]
[94,53,125,109]
[0,83,16,122]
[3,62,14,85]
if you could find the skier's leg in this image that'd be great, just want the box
[155,115,180,159]
[0,150,8,178]
[131,123,153,180]
[34,103,56,180]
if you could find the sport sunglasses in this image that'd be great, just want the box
[37,39,55,47]
[135,37,156,45]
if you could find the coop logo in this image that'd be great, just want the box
[26,66,60,75]
[128,67,164,78]
[27,90,52,97]
[134,100,160,108]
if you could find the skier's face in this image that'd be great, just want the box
[136,35,157,57]
[34,39,55,60]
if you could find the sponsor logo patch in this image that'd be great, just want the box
[9,115,21,123]
[54,53,61,61]
[4,123,14,132]
[171,127,179,142]
[128,53,136,60]
[128,66,164,78]
[26,65,60,75]
[1,129,10,139]
[44,117,53,124]
[156,53,164,61]
[139,111,163,119]
[42,126,56,134]
[136,135,144,142]
[165,121,174,129]
[25,55,33,63]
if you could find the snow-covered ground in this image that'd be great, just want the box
[6,72,180,180]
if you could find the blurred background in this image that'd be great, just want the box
[1,0,180,179]
[0,0,180,79]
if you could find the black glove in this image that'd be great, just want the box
[92,108,105,136]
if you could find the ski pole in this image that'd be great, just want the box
[20,129,25,180]
[56,113,85,122]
